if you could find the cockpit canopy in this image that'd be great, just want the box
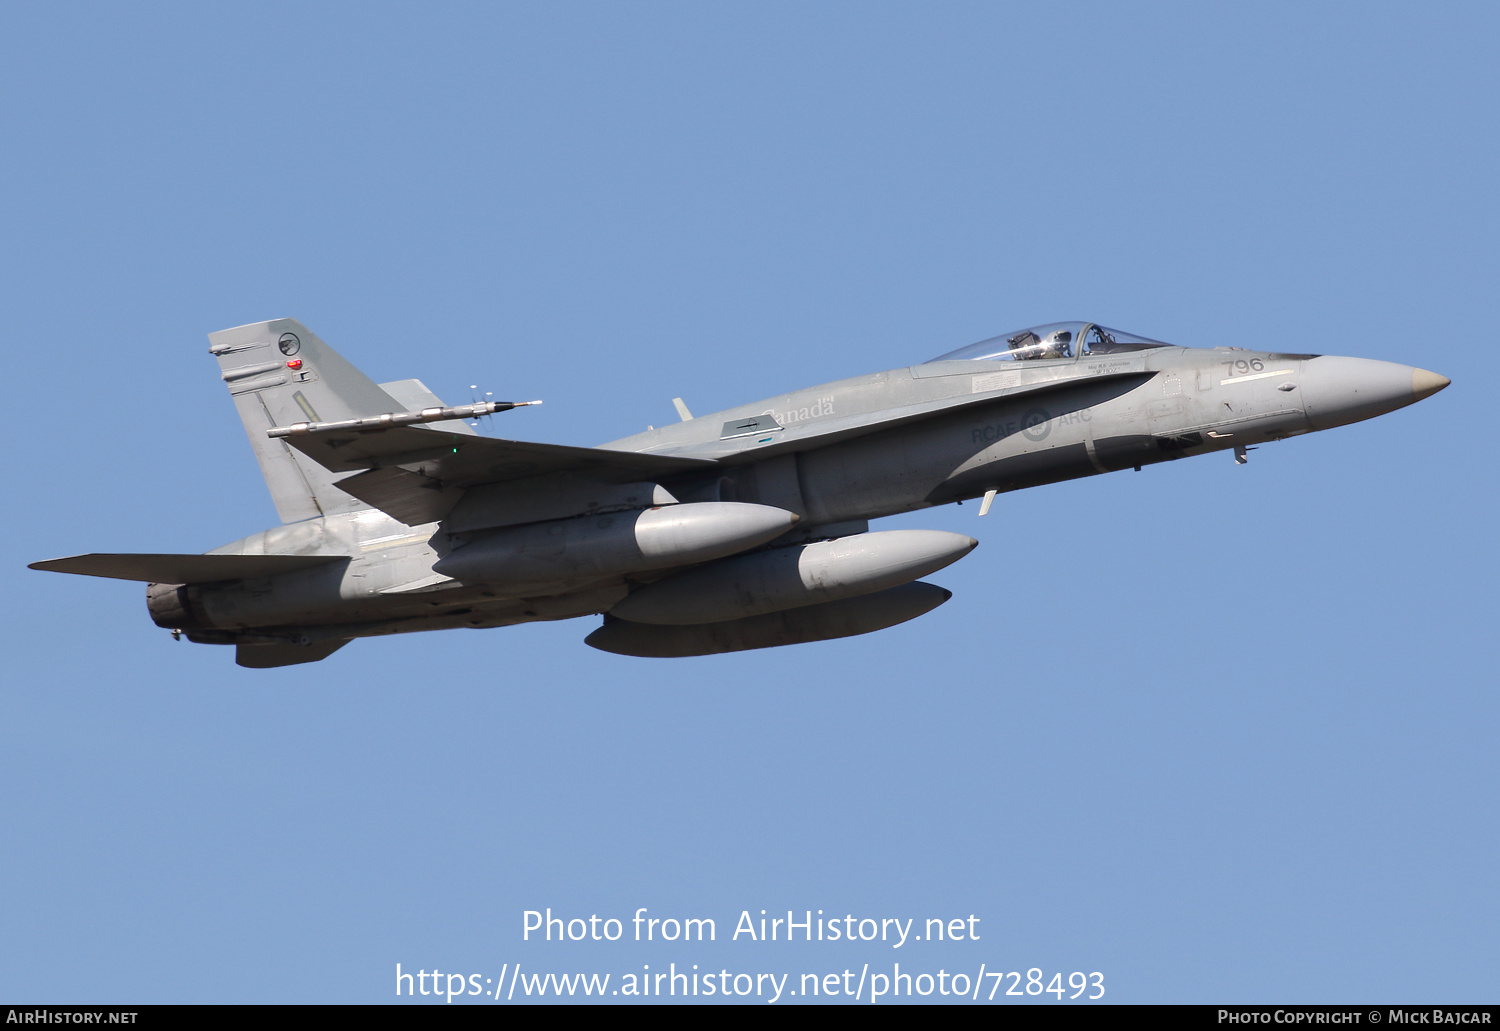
[927,321,1173,363]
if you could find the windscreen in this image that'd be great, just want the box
[928,322,1172,363]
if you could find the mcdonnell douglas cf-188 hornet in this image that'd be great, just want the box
[31,319,1449,667]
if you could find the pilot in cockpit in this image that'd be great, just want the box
[1008,328,1072,360]
[1039,329,1072,358]
[1007,330,1040,357]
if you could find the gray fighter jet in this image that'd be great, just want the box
[31,319,1449,666]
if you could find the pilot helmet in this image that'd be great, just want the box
[1039,329,1072,357]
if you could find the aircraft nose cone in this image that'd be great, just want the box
[1300,356,1450,431]
[1412,367,1451,401]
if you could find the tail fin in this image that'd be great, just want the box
[208,318,416,523]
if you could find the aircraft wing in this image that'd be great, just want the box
[283,427,720,525]
[28,553,344,584]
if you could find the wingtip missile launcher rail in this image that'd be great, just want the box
[266,400,542,439]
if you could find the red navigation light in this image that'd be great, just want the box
[286,359,303,370]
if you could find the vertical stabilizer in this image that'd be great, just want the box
[209,318,403,523]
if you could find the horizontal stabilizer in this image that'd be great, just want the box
[236,638,351,668]
[29,553,343,584]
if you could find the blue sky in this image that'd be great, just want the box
[1,1,1494,1004]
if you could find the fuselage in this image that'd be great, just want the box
[162,330,1445,649]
